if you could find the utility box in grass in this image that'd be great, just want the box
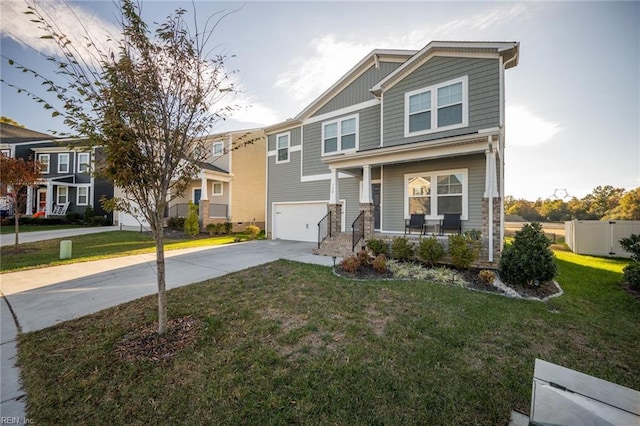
[60,240,72,259]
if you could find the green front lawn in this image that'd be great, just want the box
[17,250,639,424]
[1,231,246,272]
[0,224,86,234]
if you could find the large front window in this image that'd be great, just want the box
[405,76,468,137]
[405,169,467,219]
[322,115,358,155]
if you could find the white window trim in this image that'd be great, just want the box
[404,75,469,138]
[404,168,468,220]
[38,153,50,174]
[212,182,223,196]
[56,186,68,205]
[76,185,90,206]
[275,132,290,164]
[58,153,70,173]
[212,141,224,157]
[77,152,90,173]
[321,114,359,156]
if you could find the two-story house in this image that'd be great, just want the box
[265,41,519,265]
[0,123,114,220]
[115,128,266,232]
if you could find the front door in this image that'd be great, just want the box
[193,189,202,206]
[37,189,47,212]
[372,183,381,230]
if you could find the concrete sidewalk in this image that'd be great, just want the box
[0,225,124,247]
[0,239,335,421]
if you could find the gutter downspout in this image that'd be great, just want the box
[486,135,495,263]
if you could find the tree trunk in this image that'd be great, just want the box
[153,226,168,335]
[14,213,20,251]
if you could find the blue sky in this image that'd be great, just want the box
[1,1,638,200]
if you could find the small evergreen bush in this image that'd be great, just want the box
[499,222,557,286]
[391,237,414,262]
[224,221,233,234]
[417,237,444,267]
[619,234,640,262]
[448,234,481,270]
[366,238,388,256]
[622,263,640,290]
[83,205,95,223]
[167,216,185,230]
[478,270,496,284]
[205,223,219,236]
[245,225,261,240]
[183,201,200,238]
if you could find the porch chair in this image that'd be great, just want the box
[439,213,461,235]
[404,214,426,235]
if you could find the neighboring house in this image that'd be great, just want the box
[115,128,266,231]
[265,41,520,266]
[0,122,114,221]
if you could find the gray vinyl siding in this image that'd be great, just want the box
[381,154,486,233]
[358,105,381,151]
[301,121,324,176]
[266,149,361,233]
[267,126,302,152]
[383,57,500,147]
[312,62,402,117]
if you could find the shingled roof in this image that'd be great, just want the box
[0,123,56,144]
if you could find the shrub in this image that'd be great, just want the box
[478,270,496,285]
[205,223,220,236]
[499,222,557,287]
[619,234,640,262]
[357,248,372,266]
[448,234,481,270]
[464,229,482,241]
[391,237,414,262]
[366,238,388,256]
[372,254,388,274]
[623,263,640,290]
[183,201,200,238]
[83,205,95,223]
[245,225,261,240]
[339,255,361,273]
[66,212,82,223]
[167,216,185,230]
[417,237,444,267]
[224,221,233,234]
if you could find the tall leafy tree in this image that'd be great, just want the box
[5,0,238,334]
[0,156,43,250]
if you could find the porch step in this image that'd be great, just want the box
[316,232,365,258]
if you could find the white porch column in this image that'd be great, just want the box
[200,174,209,201]
[25,186,33,216]
[329,167,339,204]
[45,182,53,218]
[360,165,373,204]
[484,135,499,262]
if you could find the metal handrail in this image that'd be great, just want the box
[317,210,332,249]
[352,210,365,252]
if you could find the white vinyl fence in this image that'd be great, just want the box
[565,220,640,258]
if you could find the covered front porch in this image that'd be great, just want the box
[315,129,504,268]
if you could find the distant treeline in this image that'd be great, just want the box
[506,186,640,222]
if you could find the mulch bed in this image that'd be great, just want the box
[115,317,202,364]
[622,282,640,301]
[335,264,560,300]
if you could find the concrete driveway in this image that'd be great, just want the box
[0,238,335,420]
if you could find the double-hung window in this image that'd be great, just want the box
[212,182,223,196]
[276,132,289,163]
[405,169,467,219]
[57,186,68,205]
[322,115,358,155]
[212,141,224,157]
[77,186,89,205]
[405,76,468,137]
[38,154,50,174]
[77,152,90,173]
[58,153,70,173]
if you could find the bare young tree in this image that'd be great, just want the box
[4,0,239,334]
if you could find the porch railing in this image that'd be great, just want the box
[209,203,228,218]
[352,210,365,252]
[167,203,190,218]
[317,210,332,249]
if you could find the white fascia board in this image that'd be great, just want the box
[264,119,302,135]
[201,169,234,182]
[303,99,380,125]
[300,171,354,183]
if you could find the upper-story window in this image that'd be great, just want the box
[322,114,358,155]
[276,132,290,164]
[58,153,70,173]
[38,154,50,174]
[212,141,224,157]
[77,152,90,173]
[404,76,468,137]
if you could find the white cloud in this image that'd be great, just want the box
[273,3,536,111]
[506,104,562,147]
[1,0,118,64]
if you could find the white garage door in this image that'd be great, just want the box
[117,210,150,229]
[273,202,329,242]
